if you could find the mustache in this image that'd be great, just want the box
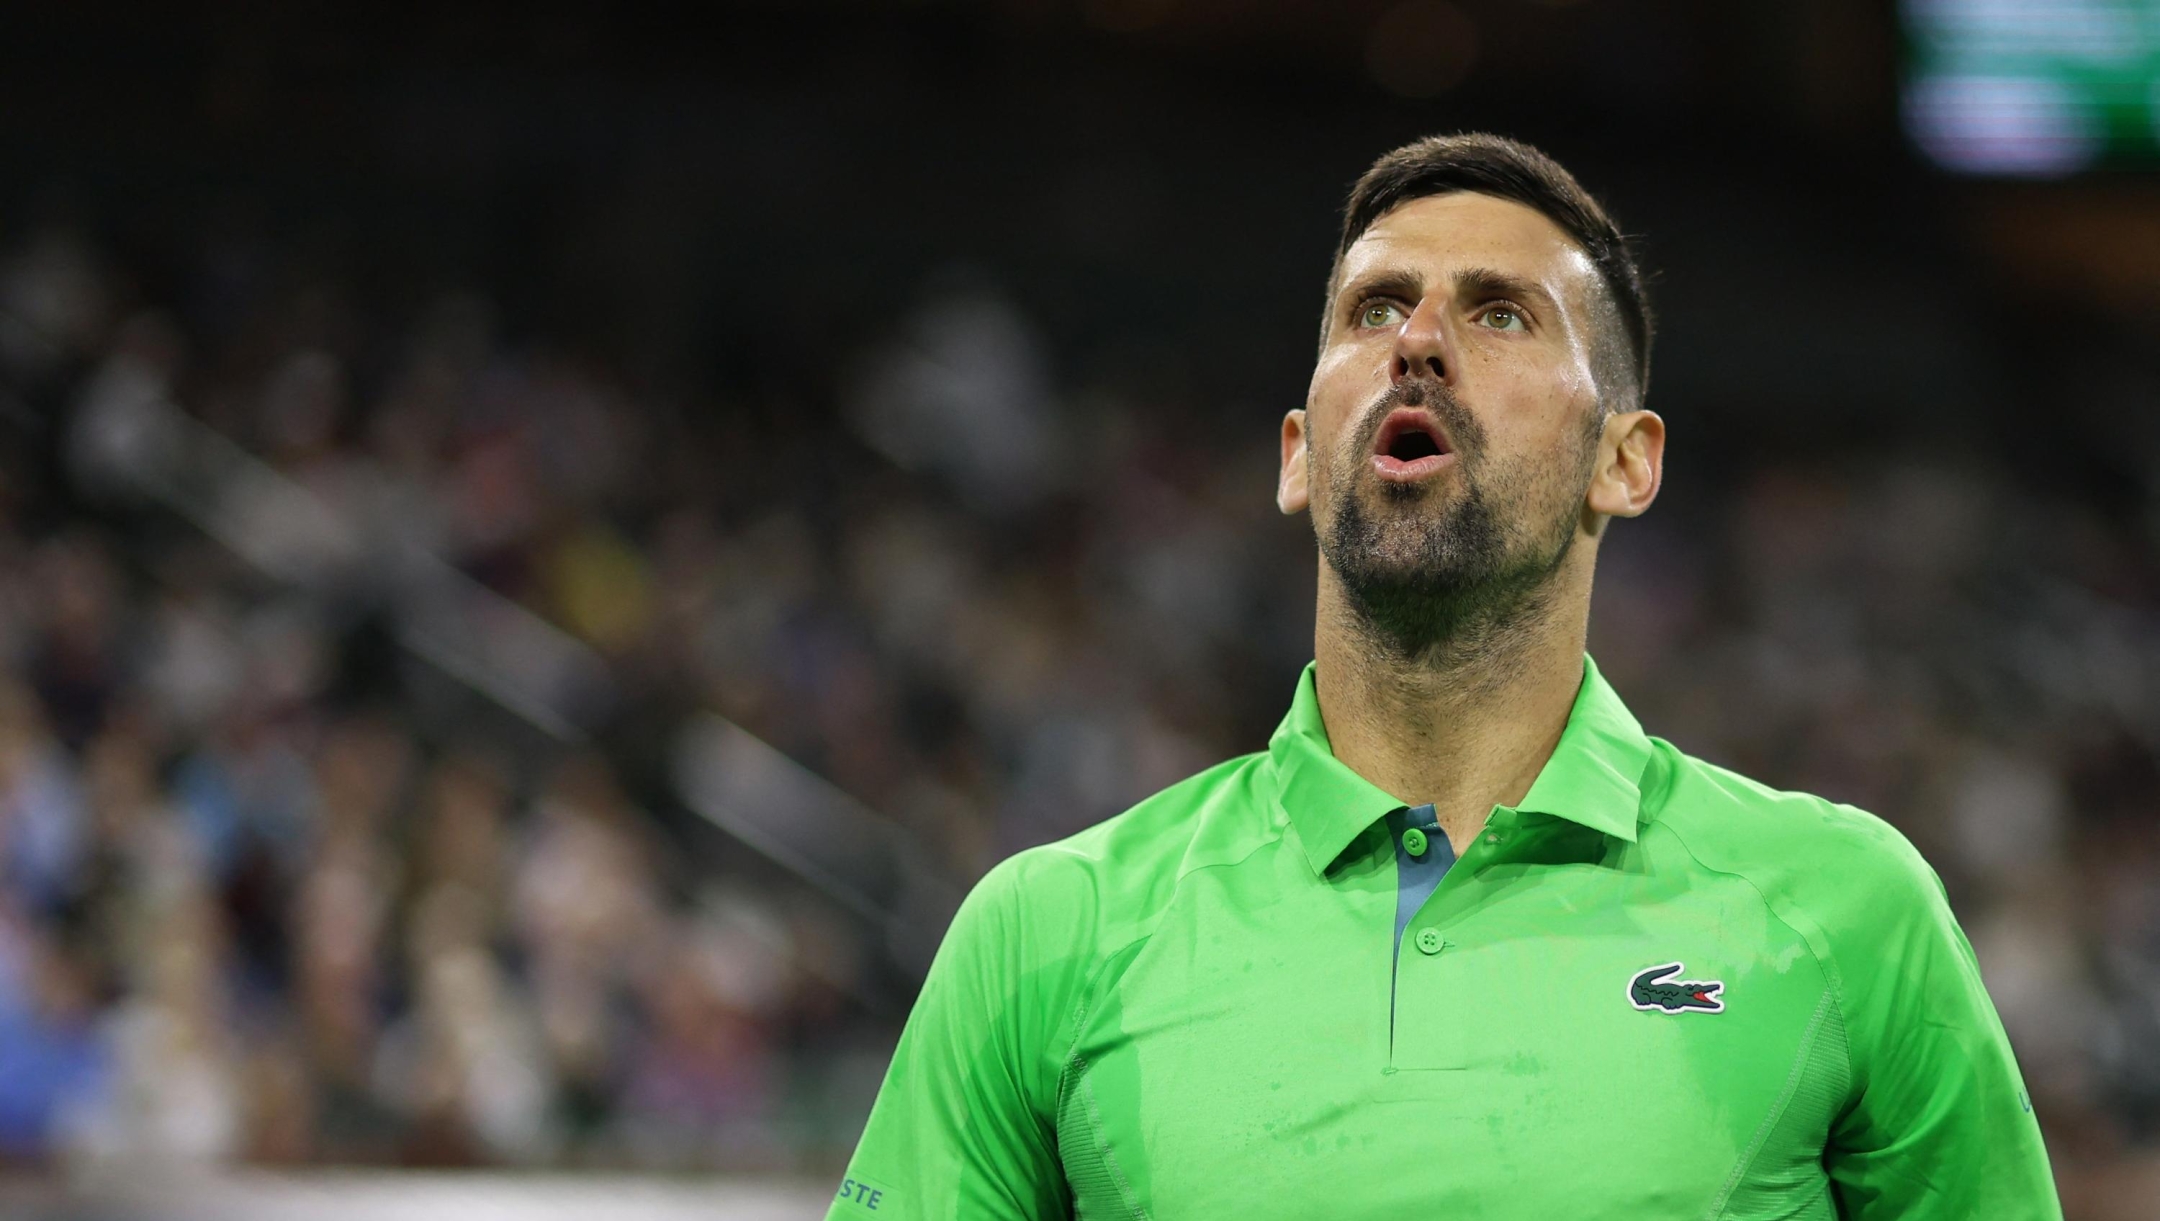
[1351,377,1484,458]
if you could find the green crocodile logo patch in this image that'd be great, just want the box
[1629,962,1725,1014]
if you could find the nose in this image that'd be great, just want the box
[1389,295,1454,387]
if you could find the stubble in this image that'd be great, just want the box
[1314,380,1599,665]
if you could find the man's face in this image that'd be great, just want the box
[1282,191,1614,646]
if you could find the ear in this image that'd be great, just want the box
[1277,410,1310,514]
[1585,409,1664,518]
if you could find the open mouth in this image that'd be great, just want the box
[1371,408,1455,481]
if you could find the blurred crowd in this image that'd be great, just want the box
[0,224,914,1172]
[0,204,2158,1208]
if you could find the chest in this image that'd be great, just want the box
[1056,858,1843,1220]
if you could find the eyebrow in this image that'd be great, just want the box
[1337,265,1561,316]
[1454,266,1560,315]
[1336,268,1425,309]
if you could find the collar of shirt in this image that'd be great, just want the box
[1267,653,1652,876]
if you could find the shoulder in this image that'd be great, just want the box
[929,750,1275,1054]
[1646,738,1935,888]
[977,750,1276,948]
[1641,738,1953,987]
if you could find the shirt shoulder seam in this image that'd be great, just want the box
[1652,815,1857,1099]
[1052,823,1284,1113]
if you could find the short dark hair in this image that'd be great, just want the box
[1324,133,1653,407]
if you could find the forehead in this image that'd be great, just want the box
[1338,192,1598,299]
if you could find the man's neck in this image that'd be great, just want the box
[1312,567,1591,854]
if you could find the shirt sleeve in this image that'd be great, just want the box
[827,856,1072,1221]
[1824,838,2062,1219]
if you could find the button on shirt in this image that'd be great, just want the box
[830,656,2061,1220]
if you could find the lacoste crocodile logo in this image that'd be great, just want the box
[1628,962,1725,1014]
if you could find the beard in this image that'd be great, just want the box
[1314,380,1597,660]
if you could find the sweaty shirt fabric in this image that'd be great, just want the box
[830,655,2062,1220]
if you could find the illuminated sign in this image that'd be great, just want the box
[1903,0,2160,174]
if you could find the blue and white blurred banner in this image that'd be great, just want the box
[0,1173,830,1221]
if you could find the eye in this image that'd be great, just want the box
[1477,306,1526,332]
[1358,300,1406,329]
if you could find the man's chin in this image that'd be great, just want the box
[1319,489,1502,609]
[1334,557,1480,603]
[1322,526,1484,597]
[1337,511,1465,566]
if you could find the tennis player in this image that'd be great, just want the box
[829,133,2061,1219]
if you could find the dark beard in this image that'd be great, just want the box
[1315,384,1591,661]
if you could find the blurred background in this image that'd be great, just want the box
[1,0,2157,1217]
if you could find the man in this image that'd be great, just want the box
[829,134,2061,1219]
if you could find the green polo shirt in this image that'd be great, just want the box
[831,656,2060,1219]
